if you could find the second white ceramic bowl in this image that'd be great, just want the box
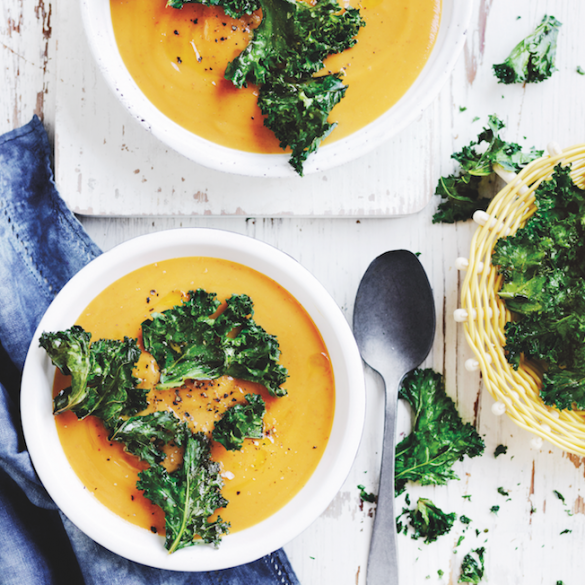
[21,228,366,571]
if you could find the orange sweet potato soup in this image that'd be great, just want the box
[109,0,440,152]
[53,256,335,536]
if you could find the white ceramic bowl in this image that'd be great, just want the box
[21,228,365,571]
[80,0,472,177]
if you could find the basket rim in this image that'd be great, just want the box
[460,143,585,456]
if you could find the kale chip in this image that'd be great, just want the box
[40,326,147,430]
[166,0,259,18]
[137,432,230,551]
[212,392,266,450]
[394,368,485,496]
[110,410,188,465]
[406,497,457,544]
[493,164,585,410]
[432,115,542,223]
[493,15,562,84]
[257,74,347,176]
[142,290,288,396]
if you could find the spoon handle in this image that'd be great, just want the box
[366,370,401,584]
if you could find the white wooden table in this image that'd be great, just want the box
[3,0,585,582]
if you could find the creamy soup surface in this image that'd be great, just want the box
[110,0,441,152]
[54,256,335,535]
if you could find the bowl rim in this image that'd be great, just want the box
[79,0,472,178]
[21,227,366,571]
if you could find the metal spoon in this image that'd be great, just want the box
[353,250,436,584]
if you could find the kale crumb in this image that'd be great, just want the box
[494,444,508,457]
[357,484,376,503]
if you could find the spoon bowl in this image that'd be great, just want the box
[353,250,435,584]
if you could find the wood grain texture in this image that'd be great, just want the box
[3,0,585,583]
[1,0,56,138]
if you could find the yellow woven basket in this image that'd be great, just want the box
[458,143,585,455]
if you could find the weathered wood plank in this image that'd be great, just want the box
[1,0,56,138]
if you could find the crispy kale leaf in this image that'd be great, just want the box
[212,393,265,450]
[169,0,364,175]
[224,0,363,88]
[493,15,562,84]
[166,0,259,18]
[110,411,188,465]
[458,547,486,583]
[137,432,230,551]
[40,326,147,429]
[492,164,585,410]
[406,497,456,544]
[394,368,485,496]
[432,115,543,223]
[142,290,288,396]
[224,0,364,175]
[257,74,347,176]
[141,289,224,389]
[217,296,289,395]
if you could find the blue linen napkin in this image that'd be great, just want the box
[0,116,300,585]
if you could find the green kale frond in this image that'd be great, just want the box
[212,392,266,450]
[394,368,485,496]
[257,74,347,176]
[166,0,259,19]
[432,115,542,223]
[458,547,486,583]
[40,326,147,429]
[142,290,288,396]
[406,498,456,544]
[493,15,562,84]
[493,164,585,410]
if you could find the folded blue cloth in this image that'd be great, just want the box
[0,116,300,585]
